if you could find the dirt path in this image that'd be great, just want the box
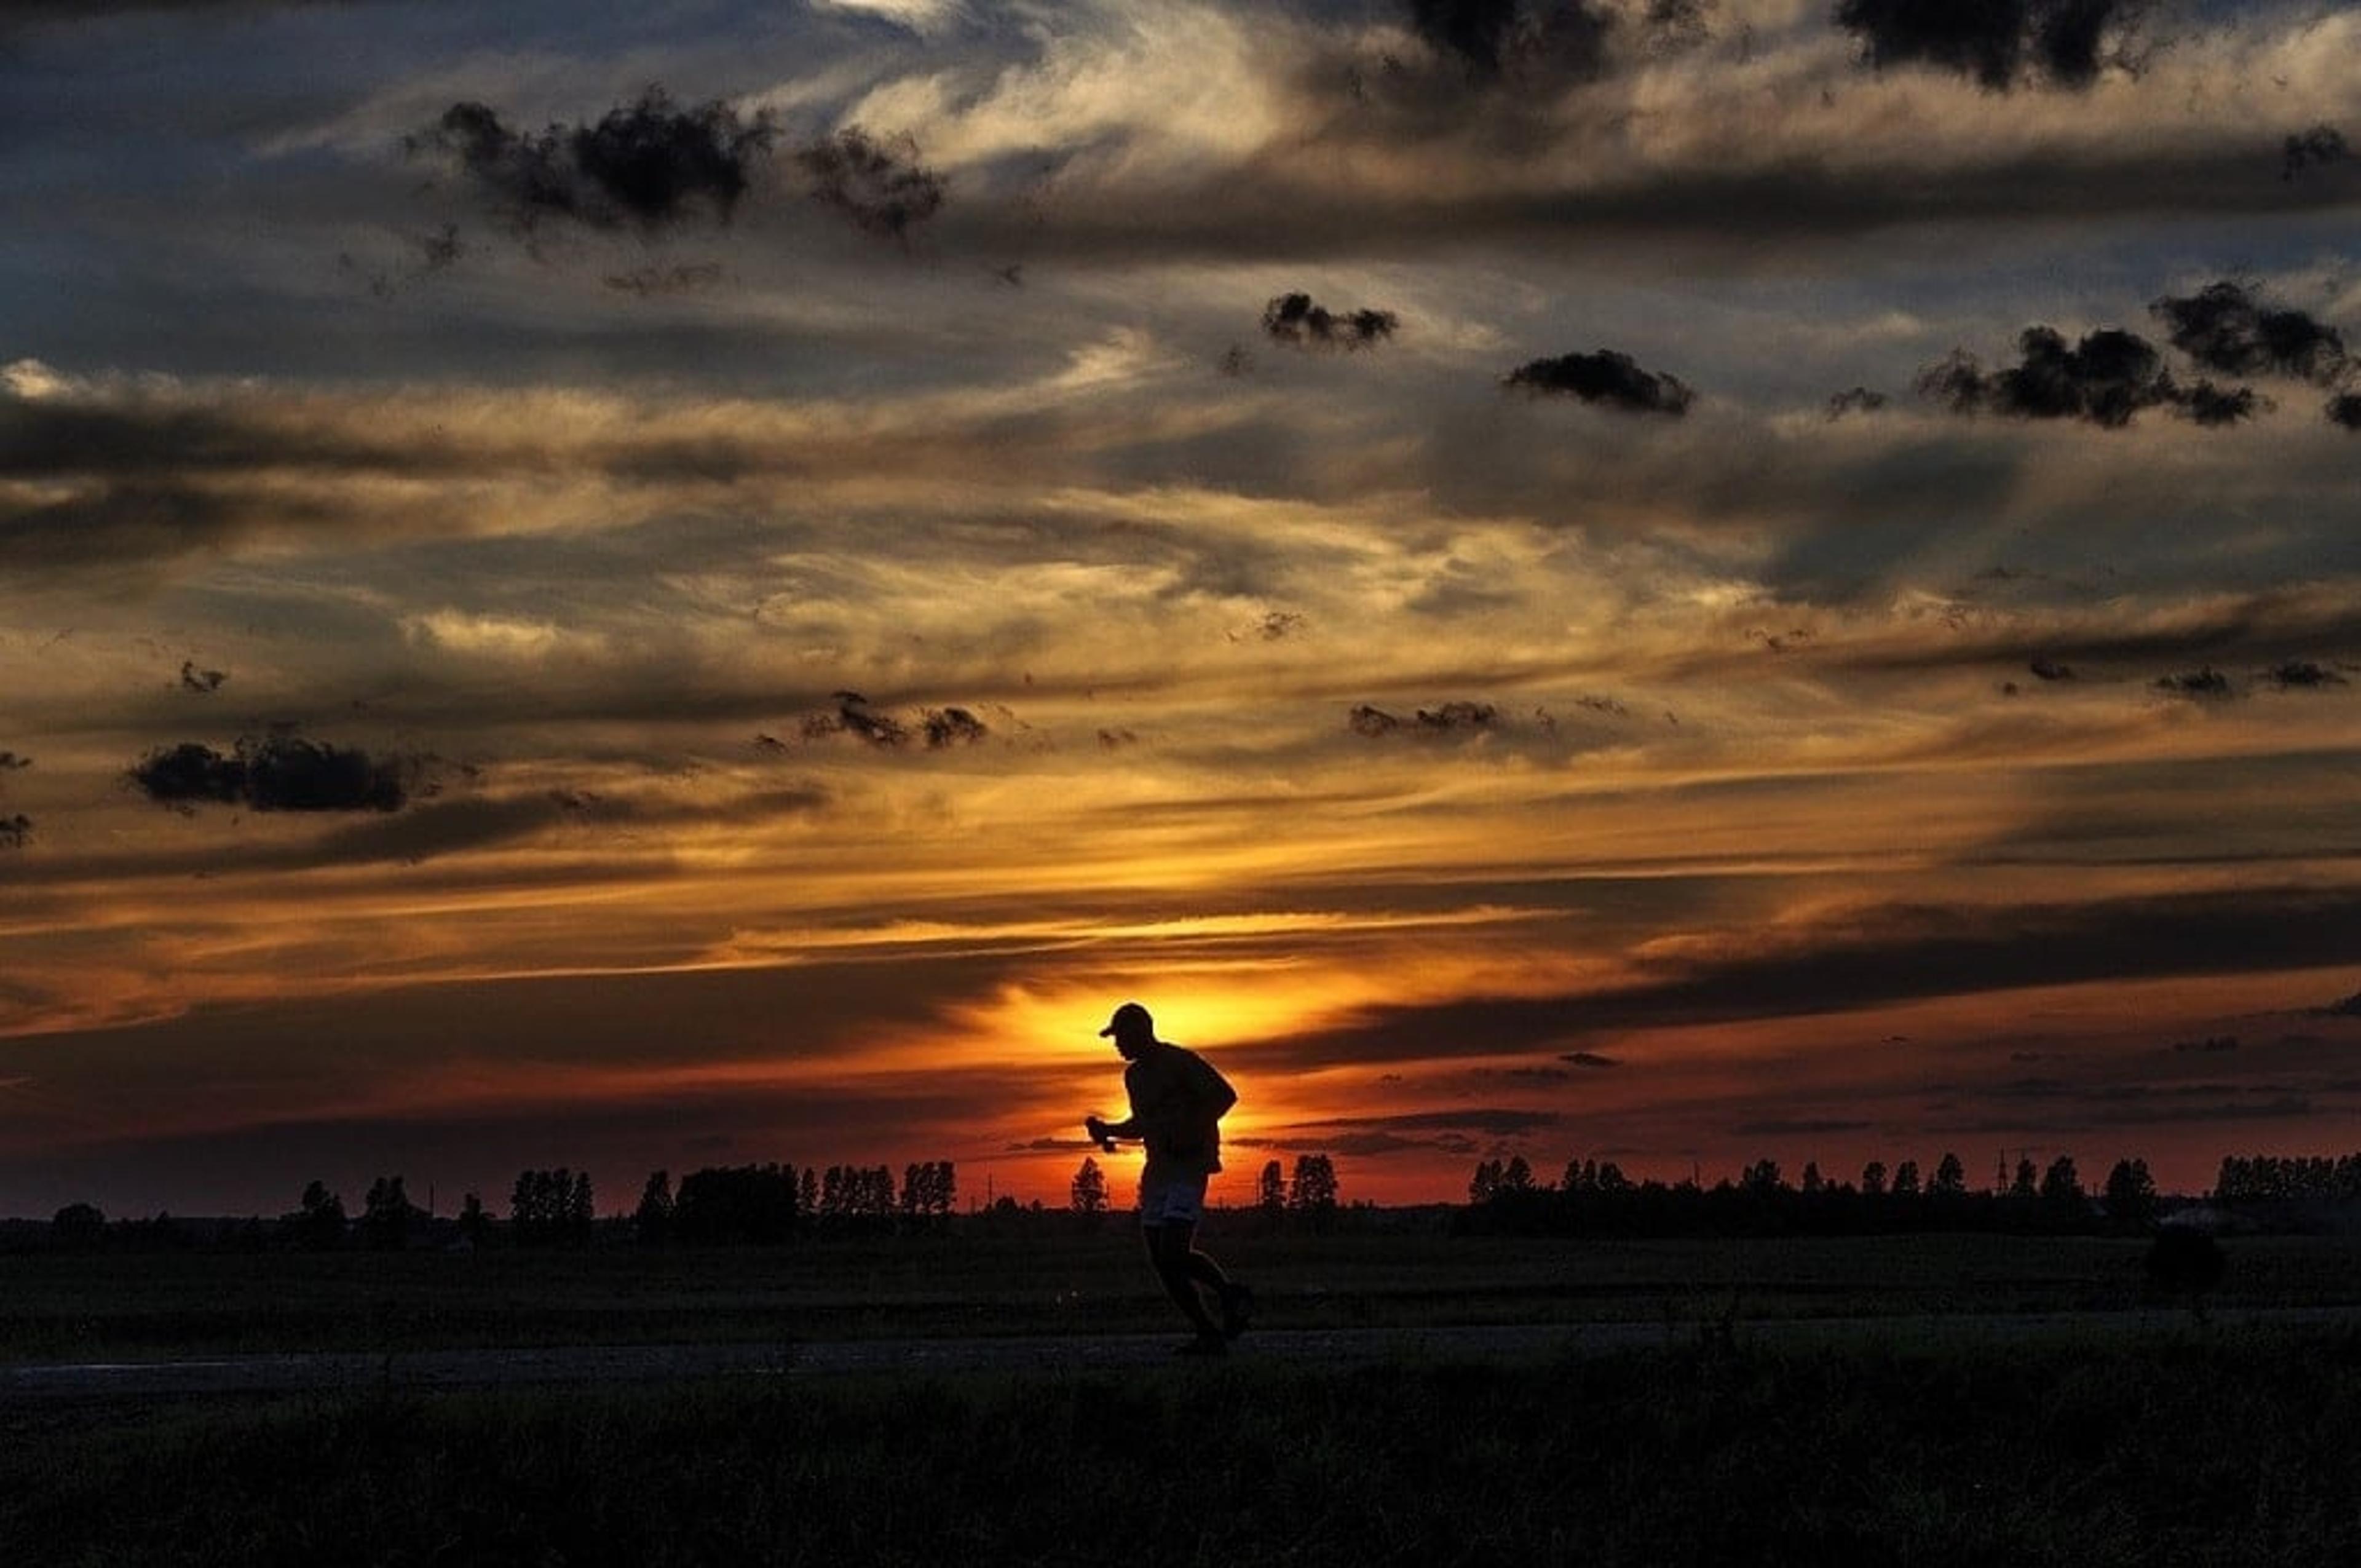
[6,1308,2352,1405]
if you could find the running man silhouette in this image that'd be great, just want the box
[1084,1001,1254,1355]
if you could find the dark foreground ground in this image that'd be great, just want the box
[4,1232,2358,1564]
[5,1320,2359,1566]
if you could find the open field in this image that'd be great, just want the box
[6,1227,2360,1363]
[6,1328,2360,1565]
[6,1230,2359,1563]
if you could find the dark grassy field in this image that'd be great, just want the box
[6,1229,2358,1564]
[6,1227,2357,1362]
[6,1328,2360,1566]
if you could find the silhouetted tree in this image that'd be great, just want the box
[898,1160,955,1221]
[2104,1158,2157,1229]
[1469,1158,1505,1203]
[1892,1159,1922,1197]
[290,1179,347,1249]
[2039,1154,2082,1208]
[1861,1160,1888,1197]
[1257,1159,1286,1216]
[50,1202,105,1251]
[1070,1155,1109,1216]
[1741,1159,1786,1195]
[673,1163,796,1245]
[510,1167,594,1245]
[360,1174,420,1249]
[1931,1153,1968,1195]
[456,1191,491,1248]
[633,1170,674,1245]
[2009,1158,2040,1199]
[1288,1154,1340,1213]
[797,1165,819,1216]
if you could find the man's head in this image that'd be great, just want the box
[1098,1000,1157,1059]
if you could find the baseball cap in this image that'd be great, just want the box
[1098,1001,1153,1038]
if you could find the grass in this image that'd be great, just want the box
[6,1328,2360,1565]
[6,1229,2357,1362]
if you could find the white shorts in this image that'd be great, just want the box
[1137,1168,1209,1227]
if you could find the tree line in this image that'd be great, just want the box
[1067,1154,1341,1225]
[1458,1150,2189,1237]
[25,1158,964,1253]
[25,1144,2361,1252]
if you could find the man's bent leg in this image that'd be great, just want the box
[1146,1222,1224,1337]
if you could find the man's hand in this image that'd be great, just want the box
[1083,1115,1117,1152]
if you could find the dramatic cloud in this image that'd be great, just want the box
[1835,0,2153,92]
[922,707,989,748]
[2282,124,2350,181]
[2329,394,2361,432]
[413,89,778,233]
[1348,700,1500,737]
[2264,660,2346,691]
[0,741,29,850]
[1504,349,1694,415]
[1260,293,1399,352]
[1825,386,1889,419]
[1257,885,2361,1070]
[795,694,991,750]
[129,734,411,814]
[1916,326,2251,428]
[1402,1,1620,82]
[2153,665,2234,700]
[2150,282,2348,384]
[802,692,910,748]
[796,127,946,242]
[178,660,226,694]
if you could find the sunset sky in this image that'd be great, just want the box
[4,0,2360,1219]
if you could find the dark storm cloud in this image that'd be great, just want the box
[1260,293,1400,351]
[178,660,226,694]
[2149,281,2348,384]
[1825,386,1889,419]
[1834,0,2153,92]
[1251,885,2361,1071]
[0,815,28,850]
[129,733,409,814]
[2282,124,2349,181]
[802,692,909,748]
[1406,0,1525,77]
[1505,349,1694,414]
[412,89,778,233]
[794,694,993,751]
[2152,665,2233,700]
[796,127,946,242]
[2328,394,2361,432]
[1560,1051,1621,1069]
[922,707,989,748]
[0,751,28,772]
[1916,326,2252,427]
[1347,700,1500,737]
[2264,660,2347,690]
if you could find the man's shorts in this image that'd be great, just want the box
[1137,1168,1209,1227]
